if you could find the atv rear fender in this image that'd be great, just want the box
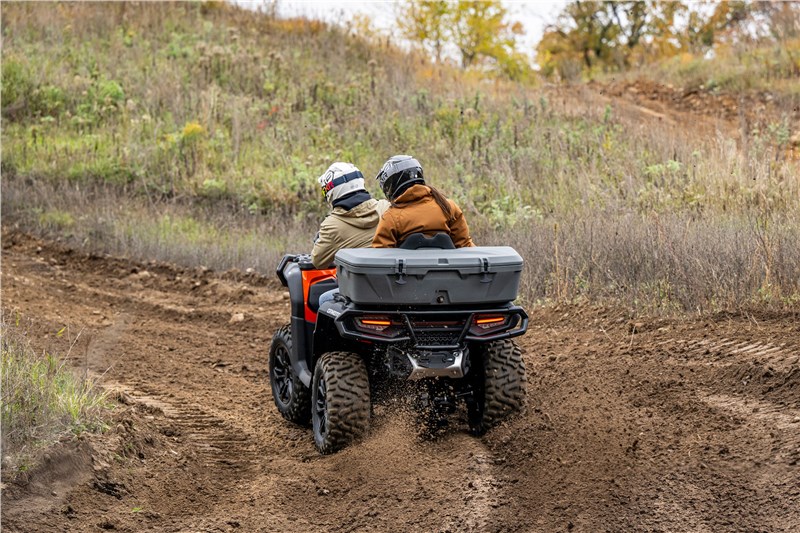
[312,304,362,361]
[279,258,315,386]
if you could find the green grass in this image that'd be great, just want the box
[1,317,111,475]
[37,208,75,231]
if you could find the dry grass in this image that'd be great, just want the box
[1,177,312,274]
[484,211,800,312]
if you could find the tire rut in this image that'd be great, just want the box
[442,445,500,532]
[654,334,799,408]
[657,336,799,371]
[107,380,258,471]
[690,338,797,370]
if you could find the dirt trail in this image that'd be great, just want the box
[2,232,799,532]
[596,79,800,129]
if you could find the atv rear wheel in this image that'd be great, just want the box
[312,351,371,454]
[269,325,311,425]
[467,339,526,435]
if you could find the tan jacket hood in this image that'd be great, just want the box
[330,198,386,229]
[310,198,390,268]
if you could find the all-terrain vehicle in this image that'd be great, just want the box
[269,234,528,454]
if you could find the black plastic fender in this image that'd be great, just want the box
[283,261,314,386]
[314,300,356,362]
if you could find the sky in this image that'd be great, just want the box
[236,0,569,58]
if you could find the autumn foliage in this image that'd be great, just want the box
[537,0,800,80]
[397,0,531,80]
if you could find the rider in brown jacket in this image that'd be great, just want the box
[372,155,474,248]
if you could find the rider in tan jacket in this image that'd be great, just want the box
[311,162,389,269]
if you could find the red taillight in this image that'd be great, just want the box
[360,319,392,327]
[354,316,400,335]
[470,314,509,335]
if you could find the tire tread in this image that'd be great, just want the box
[313,351,370,454]
[471,339,526,434]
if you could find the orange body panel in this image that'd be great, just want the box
[302,269,336,323]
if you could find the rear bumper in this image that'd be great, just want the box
[319,301,528,348]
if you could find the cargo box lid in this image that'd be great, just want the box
[334,246,523,274]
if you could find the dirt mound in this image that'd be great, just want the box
[596,79,800,129]
[2,231,799,532]
[2,401,172,532]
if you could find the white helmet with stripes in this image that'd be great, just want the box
[317,162,366,205]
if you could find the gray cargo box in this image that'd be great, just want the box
[334,247,523,306]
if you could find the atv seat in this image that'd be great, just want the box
[307,277,338,313]
[399,233,455,250]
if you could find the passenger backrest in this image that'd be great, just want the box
[399,233,455,250]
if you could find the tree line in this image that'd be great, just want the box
[396,1,800,81]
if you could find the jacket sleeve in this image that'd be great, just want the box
[372,211,398,248]
[311,217,339,268]
[449,201,475,248]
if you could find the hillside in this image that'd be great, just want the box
[2,1,799,311]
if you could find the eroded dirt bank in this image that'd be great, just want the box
[2,232,798,532]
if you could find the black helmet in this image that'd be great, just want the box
[375,155,424,200]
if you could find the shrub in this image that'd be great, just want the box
[30,84,68,118]
[38,209,75,230]
[1,58,32,109]
[96,79,125,106]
